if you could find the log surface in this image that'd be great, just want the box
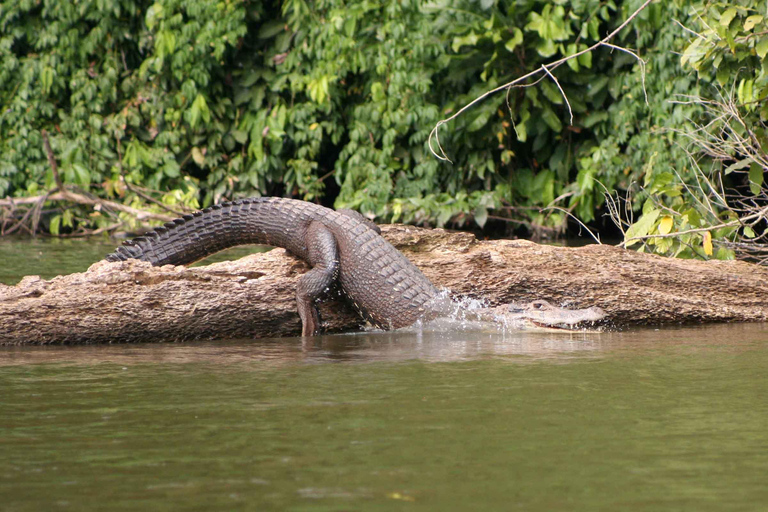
[1,225,766,345]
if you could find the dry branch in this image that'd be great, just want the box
[0,191,175,222]
[1,132,176,237]
[1,225,766,345]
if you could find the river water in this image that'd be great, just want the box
[1,238,767,511]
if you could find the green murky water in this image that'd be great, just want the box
[1,238,767,511]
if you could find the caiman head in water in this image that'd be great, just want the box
[490,299,607,331]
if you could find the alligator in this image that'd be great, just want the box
[105,197,605,335]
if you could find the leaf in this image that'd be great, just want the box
[191,147,205,166]
[532,169,554,205]
[157,31,176,59]
[41,67,54,94]
[743,226,756,238]
[231,130,248,144]
[715,247,735,261]
[62,209,73,228]
[258,20,286,39]
[702,231,713,256]
[648,171,675,192]
[749,162,764,195]
[145,3,163,30]
[371,81,385,102]
[588,76,609,96]
[582,111,608,128]
[468,110,491,132]
[624,209,660,247]
[658,216,674,235]
[188,94,210,129]
[504,28,523,53]
[756,37,768,59]
[655,237,673,254]
[49,215,61,236]
[163,159,180,178]
[436,208,452,228]
[72,163,90,186]
[541,106,562,132]
[737,79,754,105]
[744,15,763,31]
[452,32,479,53]
[716,66,730,87]
[683,208,701,228]
[514,109,530,142]
[307,76,331,104]
[344,18,357,38]
[474,205,488,228]
[541,80,563,105]
[577,48,592,69]
[567,50,580,72]
[535,38,557,58]
[526,11,546,36]
[576,167,594,192]
[719,7,738,27]
[724,158,751,174]
[239,71,261,88]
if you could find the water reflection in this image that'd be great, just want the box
[2,322,765,367]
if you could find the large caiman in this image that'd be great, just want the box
[105,197,605,335]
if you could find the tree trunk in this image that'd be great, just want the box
[1,225,766,345]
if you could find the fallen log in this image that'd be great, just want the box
[1,225,766,345]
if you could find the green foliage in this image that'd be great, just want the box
[0,0,761,241]
[625,0,768,260]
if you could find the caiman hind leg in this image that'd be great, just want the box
[296,222,340,336]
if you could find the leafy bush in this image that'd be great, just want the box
[0,0,762,248]
[623,0,768,261]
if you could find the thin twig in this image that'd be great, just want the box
[41,130,64,192]
[541,206,602,244]
[540,65,573,125]
[672,19,711,42]
[603,43,649,105]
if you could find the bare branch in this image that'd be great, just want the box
[603,43,649,105]
[540,65,573,125]
[0,192,175,223]
[541,206,602,244]
[41,130,64,192]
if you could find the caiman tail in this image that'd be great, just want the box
[105,197,318,265]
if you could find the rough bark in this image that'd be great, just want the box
[1,225,766,345]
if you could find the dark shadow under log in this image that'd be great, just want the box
[1,225,767,345]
